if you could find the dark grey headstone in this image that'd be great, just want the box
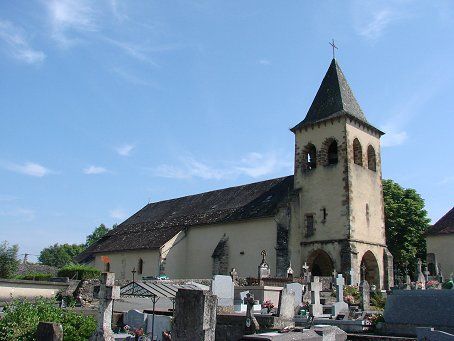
[36,322,63,341]
[384,290,454,327]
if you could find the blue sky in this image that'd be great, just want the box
[0,1,453,261]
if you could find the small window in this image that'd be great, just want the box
[105,262,110,272]
[367,145,376,171]
[327,141,338,165]
[366,203,370,224]
[306,215,314,237]
[303,144,317,171]
[353,138,363,166]
[138,258,143,275]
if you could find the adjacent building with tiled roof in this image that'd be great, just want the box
[78,59,394,288]
[426,207,454,276]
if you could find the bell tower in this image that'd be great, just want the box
[290,59,393,289]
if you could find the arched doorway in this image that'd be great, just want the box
[361,251,380,287]
[307,249,334,276]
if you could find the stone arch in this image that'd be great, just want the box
[353,138,363,166]
[307,249,334,276]
[320,137,339,166]
[367,145,376,171]
[361,250,380,287]
[302,143,317,172]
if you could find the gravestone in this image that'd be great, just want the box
[384,290,454,335]
[285,282,303,312]
[416,258,426,289]
[173,288,217,341]
[230,268,239,285]
[146,315,172,341]
[309,276,323,317]
[424,266,430,282]
[301,262,311,284]
[277,286,295,319]
[244,293,260,335]
[240,290,249,304]
[211,275,234,307]
[37,322,63,341]
[332,274,349,317]
[359,265,370,311]
[258,250,271,281]
[90,272,120,341]
[124,310,147,331]
[404,274,411,290]
[349,268,357,286]
[287,263,294,280]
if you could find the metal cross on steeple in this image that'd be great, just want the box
[329,39,338,59]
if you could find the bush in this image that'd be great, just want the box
[370,291,387,310]
[15,273,53,281]
[57,264,101,280]
[0,298,96,341]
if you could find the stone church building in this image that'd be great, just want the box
[77,59,394,289]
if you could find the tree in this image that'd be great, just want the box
[0,241,20,278]
[383,179,430,278]
[85,224,110,247]
[38,244,85,268]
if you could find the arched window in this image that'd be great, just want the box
[353,138,363,166]
[367,145,376,171]
[105,262,110,272]
[327,140,338,165]
[138,258,143,275]
[303,143,317,171]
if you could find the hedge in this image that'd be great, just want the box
[15,273,53,281]
[57,264,101,280]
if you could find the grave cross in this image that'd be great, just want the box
[335,274,345,302]
[360,264,367,282]
[329,39,338,59]
[90,272,120,341]
[309,276,323,317]
[423,266,430,282]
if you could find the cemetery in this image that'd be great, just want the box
[1,249,453,341]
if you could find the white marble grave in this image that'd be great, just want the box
[211,275,234,307]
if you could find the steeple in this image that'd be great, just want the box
[292,59,368,131]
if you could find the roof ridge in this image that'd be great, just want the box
[144,175,293,206]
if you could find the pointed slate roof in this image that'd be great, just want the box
[426,207,454,236]
[292,59,368,131]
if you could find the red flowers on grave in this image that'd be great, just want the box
[261,300,274,313]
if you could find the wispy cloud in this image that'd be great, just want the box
[104,38,159,67]
[0,207,35,222]
[111,67,156,87]
[115,143,135,156]
[45,0,97,47]
[437,175,454,186]
[110,208,128,220]
[258,59,271,66]
[2,161,52,177]
[83,165,108,175]
[0,20,45,64]
[351,1,409,41]
[380,125,408,147]
[153,151,292,180]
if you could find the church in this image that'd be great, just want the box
[76,58,394,289]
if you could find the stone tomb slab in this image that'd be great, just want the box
[285,283,303,311]
[211,275,234,307]
[383,289,454,335]
[124,309,147,330]
[146,314,172,341]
